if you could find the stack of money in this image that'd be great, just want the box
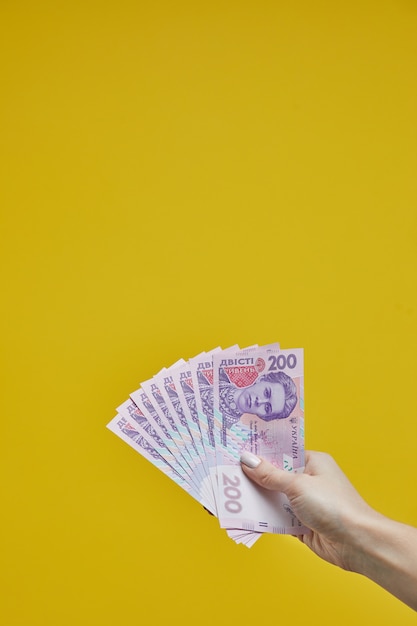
[107,343,306,547]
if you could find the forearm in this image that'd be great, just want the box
[349,512,417,611]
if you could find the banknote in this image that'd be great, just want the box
[168,361,215,510]
[135,377,200,478]
[125,391,194,478]
[213,346,307,534]
[153,364,213,508]
[116,397,198,491]
[188,348,260,544]
[107,342,304,546]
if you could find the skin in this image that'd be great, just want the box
[235,380,285,418]
[241,451,417,612]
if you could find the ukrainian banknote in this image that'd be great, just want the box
[129,375,213,509]
[213,346,307,534]
[188,348,260,545]
[107,342,305,546]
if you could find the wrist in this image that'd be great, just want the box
[346,510,417,611]
[344,507,388,574]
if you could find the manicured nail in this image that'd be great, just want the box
[240,451,261,468]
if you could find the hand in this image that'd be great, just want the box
[240,450,376,572]
[241,449,417,611]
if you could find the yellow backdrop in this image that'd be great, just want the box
[1,1,416,624]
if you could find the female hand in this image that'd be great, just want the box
[241,450,380,571]
[241,450,417,611]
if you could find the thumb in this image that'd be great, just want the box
[240,452,296,494]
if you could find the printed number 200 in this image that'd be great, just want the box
[222,473,242,514]
[268,353,297,371]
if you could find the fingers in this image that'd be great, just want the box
[240,452,296,493]
[240,450,338,494]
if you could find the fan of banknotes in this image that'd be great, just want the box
[107,343,305,547]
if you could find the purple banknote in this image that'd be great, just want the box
[107,342,304,546]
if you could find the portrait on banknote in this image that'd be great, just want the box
[218,368,298,429]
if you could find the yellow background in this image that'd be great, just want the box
[1,1,416,624]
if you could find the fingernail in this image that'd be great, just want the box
[240,451,261,468]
